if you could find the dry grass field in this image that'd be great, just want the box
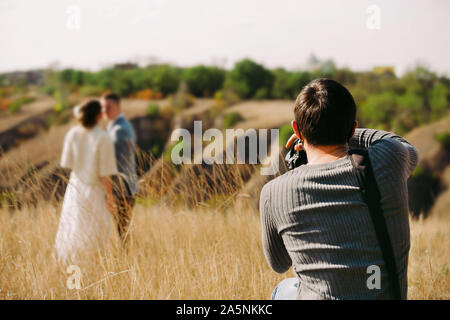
[0,201,448,300]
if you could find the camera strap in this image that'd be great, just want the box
[349,148,402,300]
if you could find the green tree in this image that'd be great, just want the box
[394,90,424,133]
[271,68,292,99]
[332,68,356,86]
[0,74,7,87]
[224,59,274,99]
[429,83,449,121]
[358,92,398,130]
[59,69,85,86]
[147,65,181,96]
[182,65,225,97]
[271,69,311,99]
[130,68,153,91]
[223,111,244,128]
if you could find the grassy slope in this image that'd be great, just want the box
[0,204,448,299]
[225,100,293,129]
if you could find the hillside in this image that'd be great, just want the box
[405,113,450,218]
[0,97,449,219]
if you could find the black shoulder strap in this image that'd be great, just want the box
[349,149,402,300]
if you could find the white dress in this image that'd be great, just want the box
[54,125,118,263]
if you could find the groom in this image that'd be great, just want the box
[101,92,139,247]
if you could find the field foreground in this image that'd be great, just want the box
[0,203,448,300]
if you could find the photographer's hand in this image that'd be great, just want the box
[284,121,307,170]
[285,134,301,150]
[285,121,304,151]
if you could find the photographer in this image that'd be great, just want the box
[260,79,418,300]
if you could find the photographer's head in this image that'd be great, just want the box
[292,78,357,148]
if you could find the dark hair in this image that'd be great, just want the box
[80,99,101,128]
[294,78,356,146]
[102,92,121,104]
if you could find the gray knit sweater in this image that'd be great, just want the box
[260,128,418,299]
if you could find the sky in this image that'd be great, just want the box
[0,0,449,75]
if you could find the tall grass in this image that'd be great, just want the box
[0,124,448,300]
[0,201,448,299]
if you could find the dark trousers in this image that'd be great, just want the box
[114,193,135,248]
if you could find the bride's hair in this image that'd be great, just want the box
[77,99,101,128]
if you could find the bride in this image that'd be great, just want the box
[54,99,118,263]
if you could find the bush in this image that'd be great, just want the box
[412,165,425,178]
[147,104,159,117]
[358,92,398,129]
[434,132,450,150]
[59,69,85,86]
[253,88,269,100]
[271,69,312,99]
[170,81,194,110]
[223,112,243,128]
[146,65,181,96]
[8,96,34,114]
[79,85,105,97]
[135,89,162,100]
[214,89,240,106]
[183,66,225,97]
[53,86,70,113]
[430,83,449,121]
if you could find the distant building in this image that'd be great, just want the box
[0,69,45,86]
[303,54,336,74]
[373,66,395,77]
[113,62,138,70]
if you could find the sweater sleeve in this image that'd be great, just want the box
[260,184,292,274]
[349,128,419,176]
